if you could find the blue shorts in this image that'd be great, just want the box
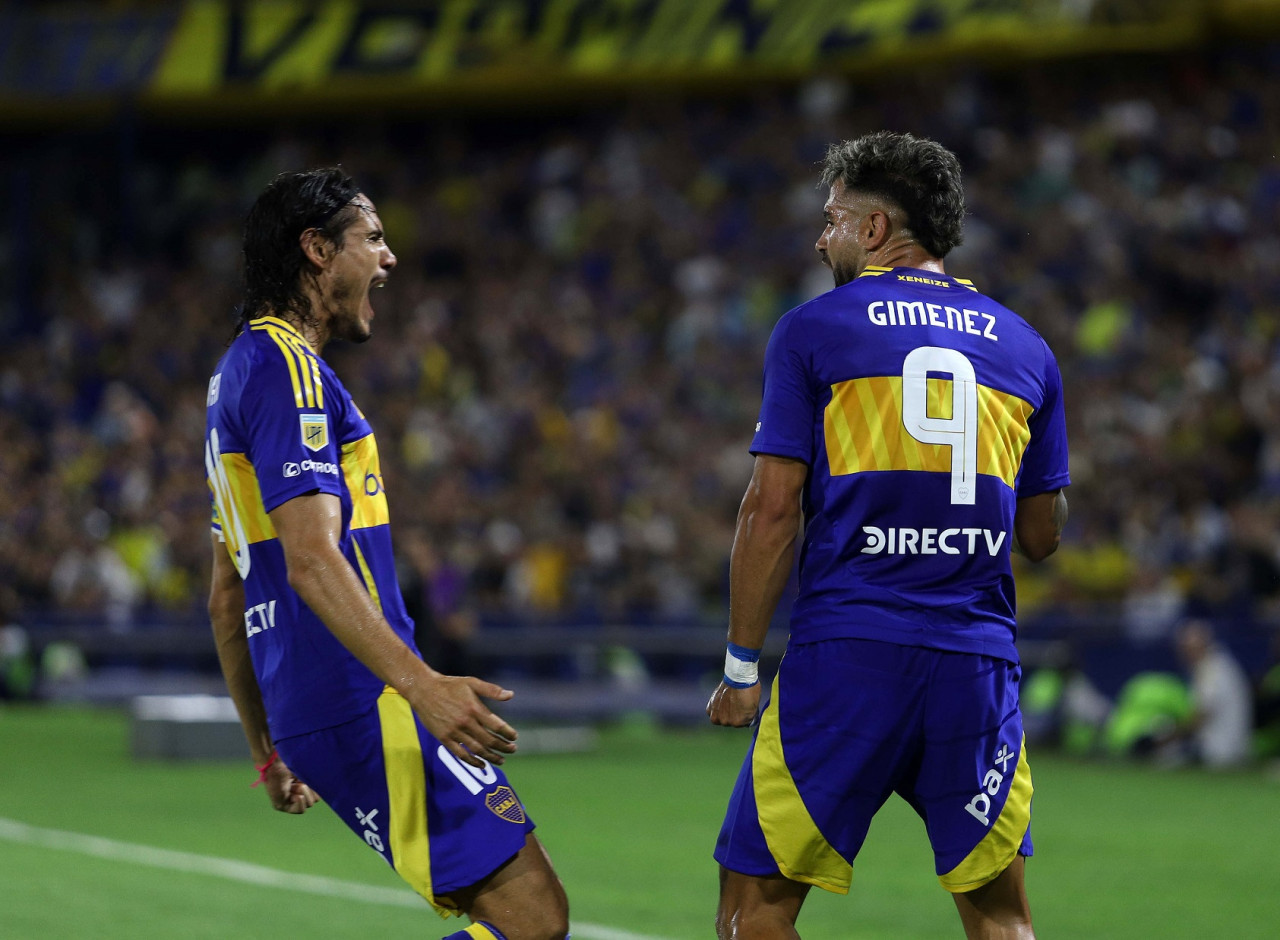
[715,638,1033,895]
[277,687,535,917]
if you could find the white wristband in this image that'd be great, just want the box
[724,644,761,688]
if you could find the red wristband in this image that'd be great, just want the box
[251,749,278,788]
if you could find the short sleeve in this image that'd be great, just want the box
[1017,340,1071,497]
[750,310,815,465]
[241,347,346,513]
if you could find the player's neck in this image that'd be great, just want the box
[271,308,328,355]
[867,241,945,276]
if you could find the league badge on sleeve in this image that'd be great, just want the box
[300,413,329,452]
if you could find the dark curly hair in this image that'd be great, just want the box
[236,167,363,336]
[820,132,965,259]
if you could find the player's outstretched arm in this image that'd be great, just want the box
[708,455,807,728]
[1013,489,1068,562]
[268,493,517,769]
[209,533,318,813]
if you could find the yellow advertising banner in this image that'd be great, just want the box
[146,0,1206,102]
[4,0,1266,118]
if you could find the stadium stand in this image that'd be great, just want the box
[2,11,1279,716]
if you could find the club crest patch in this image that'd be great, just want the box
[484,786,526,824]
[299,413,329,452]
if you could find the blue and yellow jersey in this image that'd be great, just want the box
[205,315,415,740]
[752,266,1070,662]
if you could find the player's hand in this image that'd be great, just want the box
[706,681,761,727]
[264,759,319,814]
[412,674,518,769]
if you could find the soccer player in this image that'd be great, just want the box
[707,132,1070,939]
[205,168,569,940]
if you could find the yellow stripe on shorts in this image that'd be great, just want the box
[939,735,1034,893]
[752,671,853,894]
[376,688,454,918]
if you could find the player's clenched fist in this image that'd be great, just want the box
[706,681,761,727]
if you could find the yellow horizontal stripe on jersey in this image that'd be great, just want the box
[939,736,1034,893]
[216,452,276,544]
[824,376,1033,488]
[753,671,853,894]
[376,688,450,916]
[342,433,390,530]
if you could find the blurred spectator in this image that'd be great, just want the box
[1254,629,1280,761]
[399,525,477,676]
[1103,671,1192,759]
[0,589,36,700]
[1023,642,1112,755]
[1171,619,1254,768]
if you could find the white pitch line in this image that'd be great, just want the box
[0,817,676,940]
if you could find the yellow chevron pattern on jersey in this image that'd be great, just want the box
[753,670,853,893]
[213,452,277,544]
[939,735,1033,892]
[250,316,324,410]
[342,433,390,530]
[824,376,1033,487]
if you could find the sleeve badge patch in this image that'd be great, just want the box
[300,413,329,452]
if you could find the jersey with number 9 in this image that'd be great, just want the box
[749,265,1070,662]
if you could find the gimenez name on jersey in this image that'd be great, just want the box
[866,299,999,341]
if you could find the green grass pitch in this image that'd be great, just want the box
[2,704,1277,938]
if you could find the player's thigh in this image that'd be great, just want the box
[446,833,569,939]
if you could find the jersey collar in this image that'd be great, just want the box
[249,315,310,341]
[855,265,977,292]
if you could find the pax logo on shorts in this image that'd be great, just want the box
[300,413,329,451]
[355,805,386,855]
[964,742,1015,827]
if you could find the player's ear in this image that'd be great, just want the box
[862,210,892,250]
[299,228,334,269]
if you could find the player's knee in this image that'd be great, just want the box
[522,897,571,940]
[442,910,570,940]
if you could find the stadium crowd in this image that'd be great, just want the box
[2,47,1280,674]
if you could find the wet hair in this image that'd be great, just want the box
[820,131,965,259]
[237,167,363,335]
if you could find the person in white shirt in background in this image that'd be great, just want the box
[1174,619,1253,769]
